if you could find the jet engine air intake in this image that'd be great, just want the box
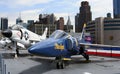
[1,30,12,38]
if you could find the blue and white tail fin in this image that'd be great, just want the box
[41,27,48,39]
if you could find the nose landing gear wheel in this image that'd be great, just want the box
[56,61,65,69]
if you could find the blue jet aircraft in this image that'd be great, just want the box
[28,24,89,69]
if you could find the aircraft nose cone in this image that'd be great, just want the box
[1,30,12,38]
[28,47,37,53]
[28,38,57,56]
[28,42,54,54]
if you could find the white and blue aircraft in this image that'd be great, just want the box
[0,25,48,56]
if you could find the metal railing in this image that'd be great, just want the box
[0,54,10,74]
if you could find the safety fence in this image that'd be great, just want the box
[0,54,10,74]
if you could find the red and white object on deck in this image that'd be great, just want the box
[87,45,120,57]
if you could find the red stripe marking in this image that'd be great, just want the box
[112,53,120,57]
[87,52,97,55]
[88,51,111,57]
[87,51,120,57]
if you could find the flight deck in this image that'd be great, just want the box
[2,51,120,74]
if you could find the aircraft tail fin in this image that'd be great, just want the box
[80,24,86,40]
[79,23,92,43]
[41,27,48,39]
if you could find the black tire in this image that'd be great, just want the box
[56,62,60,69]
[56,61,65,69]
[61,61,65,69]
[85,54,89,61]
[16,49,19,56]
[82,53,89,61]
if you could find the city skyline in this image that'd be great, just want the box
[0,0,112,26]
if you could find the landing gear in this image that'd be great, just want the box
[55,57,66,69]
[16,48,20,56]
[80,46,89,61]
[82,52,89,61]
[56,61,65,69]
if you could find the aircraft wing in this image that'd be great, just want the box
[79,43,120,48]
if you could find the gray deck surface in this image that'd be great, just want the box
[4,55,120,74]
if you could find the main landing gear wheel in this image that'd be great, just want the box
[56,61,65,69]
[55,57,65,69]
[16,48,20,56]
[82,53,89,61]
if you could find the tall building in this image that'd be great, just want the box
[66,16,71,32]
[27,20,34,25]
[75,1,92,32]
[0,17,8,30]
[16,17,23,24]
[27,20,34,30]
[87,16,120,46]
[28,24,56,37]
[64,16,73,32]
[113,0,120,18]
[38,14,56,24]
[56,17,64,30]
[28,14,57,36]
[75,13,79,32]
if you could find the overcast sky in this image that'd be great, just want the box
[0,0,113,26]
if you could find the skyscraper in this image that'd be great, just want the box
[75,13,79,32]
[38,14,56,24]
[16,17,23,24]
[113,0,120,18]
[75,1,92,32]
[56,17,64,30]
[27,20,34,25]
[0,17,8,30]
[66,16,71,32]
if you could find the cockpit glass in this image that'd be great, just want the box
[50,30,68,39]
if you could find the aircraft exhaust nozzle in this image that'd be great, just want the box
[1,30,12,38]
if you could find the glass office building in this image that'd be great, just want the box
[113,0,120,18]
[0,17,8,30]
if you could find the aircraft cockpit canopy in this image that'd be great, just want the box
[50,30,68,39]
[10,24,24,30]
